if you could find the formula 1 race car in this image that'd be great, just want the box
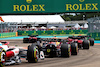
[41,38,78,58]
[23,35,41,43]
[77,36,94,46]
[0,41,44,67]
[67,35,94,49]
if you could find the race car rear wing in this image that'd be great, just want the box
[68,35,91,39]
[28,35,38,37]
[41,38,68,43]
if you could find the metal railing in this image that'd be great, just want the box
[87,17,100,33]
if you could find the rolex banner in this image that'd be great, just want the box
[0,32,17,38]
[0,0,100,14]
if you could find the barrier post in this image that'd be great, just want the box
[16,32,18,36]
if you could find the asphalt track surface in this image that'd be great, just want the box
[3,39,100,67]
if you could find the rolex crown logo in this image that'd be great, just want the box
[79,0,84,2]
[26,0,32,3]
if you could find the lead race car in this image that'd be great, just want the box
[42,38,71,57]
[0,41,45,67]
[41,37,79,58]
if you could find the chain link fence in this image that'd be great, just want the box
[87,17,100,33]
[0,22,18,33]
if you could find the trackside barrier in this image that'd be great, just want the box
[17,30,88,36]
[0,32,17,38]
[88,32,100,40]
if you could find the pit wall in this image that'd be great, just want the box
[0,32,18,38]
[18,30,88,36]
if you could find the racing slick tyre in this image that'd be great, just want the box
[61,44,71,57]
[83,39,89,49]
[71,43,78,55]
[0,49,6,67]
[89,38,94,46]
[23,38,29,43]
[27,45,39,63]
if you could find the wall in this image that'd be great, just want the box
[88,32,100,40]
[18,30,88,36]
[0,32,18,38]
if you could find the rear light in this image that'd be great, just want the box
[36,51,37,55]
[36,57,37,59]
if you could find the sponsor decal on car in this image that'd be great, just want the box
[47,49,51,53]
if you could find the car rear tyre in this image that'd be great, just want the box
[61,44,71,57]
[71,43,78,55]
[83,39,89,49]
[89,38,94,46]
